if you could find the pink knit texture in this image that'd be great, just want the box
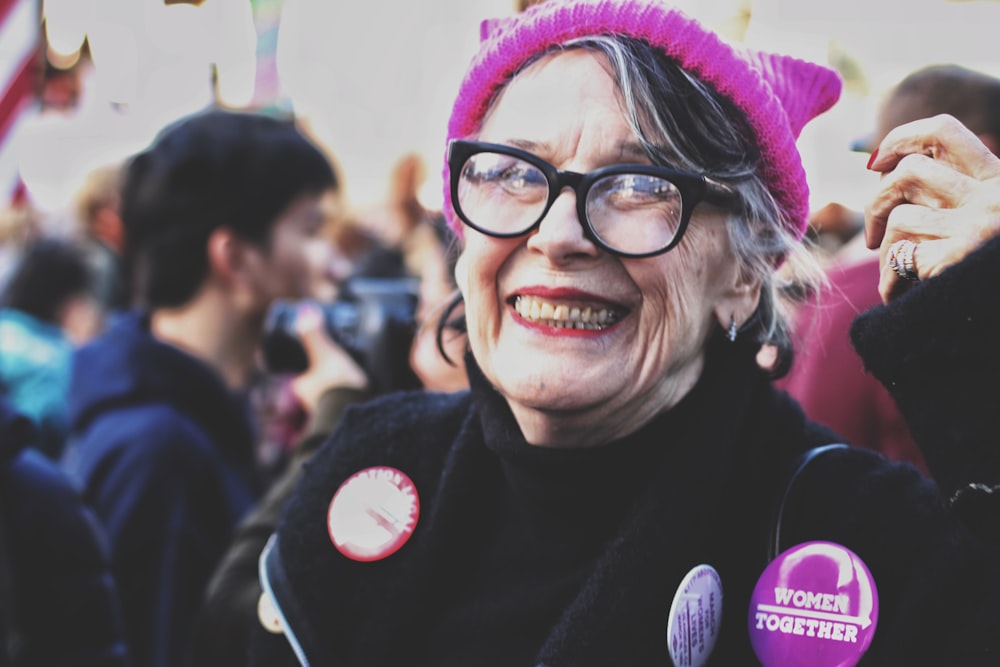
[442,0,842,240]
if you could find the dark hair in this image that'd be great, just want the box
[121,109,338,308]
[1,237,91,324]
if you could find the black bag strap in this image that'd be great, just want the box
[768,443,849,562]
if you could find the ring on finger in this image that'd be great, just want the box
[887,239,920,281]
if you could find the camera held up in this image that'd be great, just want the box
[261,277,422,394]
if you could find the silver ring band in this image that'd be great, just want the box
[887,239,920,281]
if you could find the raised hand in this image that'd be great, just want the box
[865,114,1000,302]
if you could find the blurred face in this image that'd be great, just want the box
[410,247,468,392]
[257,189,341,305]
[60,293,103,345]
[455,50,756,447]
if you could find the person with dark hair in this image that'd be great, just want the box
[60,108,340,667]
[857,64,1000,156]
[0,395,130,666]
[0,236,99,458]
[251,2,1000,665]
[189,167,464,667]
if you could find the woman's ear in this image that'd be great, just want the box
[713,269,762,333]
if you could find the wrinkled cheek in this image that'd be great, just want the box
[461,280,494,361]
[454,249,501,361]
[638,280,699,368]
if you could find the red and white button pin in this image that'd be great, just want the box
[327,466,420,562]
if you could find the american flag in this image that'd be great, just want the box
[0,0,40,206]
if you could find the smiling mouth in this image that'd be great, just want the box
[511,295,625,331]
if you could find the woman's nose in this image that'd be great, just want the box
[525,188,600,261]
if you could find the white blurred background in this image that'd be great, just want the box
[4,0,1000,227]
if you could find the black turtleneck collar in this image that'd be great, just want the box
[464,328,763,462]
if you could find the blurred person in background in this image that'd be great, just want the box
[190,163,467,667]
[189,304,372,667]
[0,206,42,292]
[0,236,100,459]
[354,151,468,392]
[59,108,341,667]
[777,64,1000,473]
[72,162,130,326]
[408,214,467,393]
[250,208,415,478]
[0,394,130,666]
[358,153,431,252]
[245,189,357,478]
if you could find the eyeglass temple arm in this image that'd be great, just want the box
[703,176,737,205]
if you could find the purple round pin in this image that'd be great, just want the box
[748,541,878,667]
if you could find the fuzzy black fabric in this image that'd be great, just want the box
[251,312,1000,665]
[852,234,1000,495]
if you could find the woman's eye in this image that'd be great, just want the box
[603,175,679,206]
[498,164,544,191]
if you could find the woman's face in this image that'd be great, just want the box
[455,50,760,447]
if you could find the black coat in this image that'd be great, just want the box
[253,240,1000,666]
[851,234,1000,498]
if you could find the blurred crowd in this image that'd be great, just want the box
[2,0,1000,662]
[0,123,461,466]
[0,61,467,665]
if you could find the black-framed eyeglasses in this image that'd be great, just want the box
[447,139,738,258]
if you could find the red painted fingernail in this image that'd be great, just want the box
[866,148,879,170]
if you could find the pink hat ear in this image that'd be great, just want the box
[480,16,515,41]
[744,50,843,139]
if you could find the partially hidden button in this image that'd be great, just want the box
[257,592,283,634]
[666,564,723,667]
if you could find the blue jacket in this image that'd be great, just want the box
[0,308,75,458]
[62,312,262,667]
[0,396,130,666]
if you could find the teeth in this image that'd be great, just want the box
[513,296,620,330]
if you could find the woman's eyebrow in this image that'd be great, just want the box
[504,138,649,164]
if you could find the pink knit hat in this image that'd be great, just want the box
[443,0,842,240]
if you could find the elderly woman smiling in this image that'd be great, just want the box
[251,1,1000,665]
[448,45,769,447]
